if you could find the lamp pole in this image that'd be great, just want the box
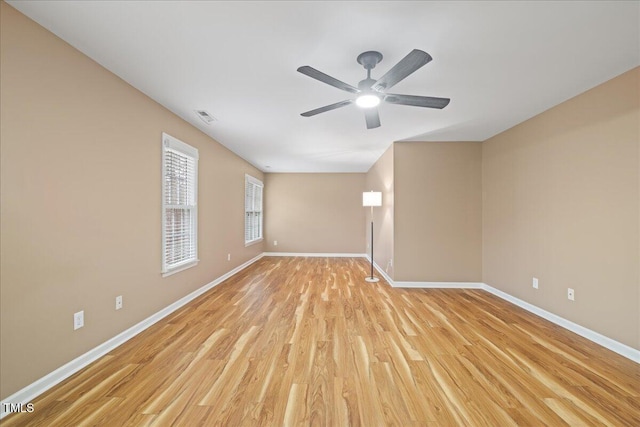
[363,191,381,283]
[369,205,375,280]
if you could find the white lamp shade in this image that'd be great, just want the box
[362,191,382,207]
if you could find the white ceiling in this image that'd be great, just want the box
[8,1,640,172]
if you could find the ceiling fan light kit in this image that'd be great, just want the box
[297,49,450,129]
[355,94,380,108]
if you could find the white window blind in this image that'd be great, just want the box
[245,175,263,244]
[162,133,198,275]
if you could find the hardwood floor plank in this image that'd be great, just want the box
[3,257,639,426]
[370,361,412,424]
[283,383,308,426]
[409,359,468,425]
[308,340,333,427]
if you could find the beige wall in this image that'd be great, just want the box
[0,2,264,398]
[264,173,365,253]
[364,145,395,280]
[483,67,639,349]
[394,142,483,282]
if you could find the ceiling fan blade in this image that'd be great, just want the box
[372,49,432,91]
[384,94,450,109]
[297,66,359,94]
[364,108,381,129]
[301,100,353,117]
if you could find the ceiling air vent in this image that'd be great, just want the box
[195,110,216,124]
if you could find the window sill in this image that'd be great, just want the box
[244,238,263,247]
[162,260,199,277]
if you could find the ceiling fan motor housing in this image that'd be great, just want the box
[358,78,378,91]
[356,51,383,70]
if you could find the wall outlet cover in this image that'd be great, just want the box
[74,311,84,330]
[532,277,539,289]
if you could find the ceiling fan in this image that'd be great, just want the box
[297,49,450,129]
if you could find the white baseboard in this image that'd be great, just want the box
[393,281,484,289]
[0,253,264,420]
[264,252,367,258]
[482,284,640,363]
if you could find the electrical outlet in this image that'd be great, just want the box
[532,277,539,289]
[74,311,84,330]
[389,259,393,267]
[568,288,575,301]
[227,253,231,261]
[115,295,123,310]
[274,240,278,246]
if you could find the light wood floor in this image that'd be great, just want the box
[3,257,639,426]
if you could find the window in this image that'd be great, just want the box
[162,133,198,275]
[245,174,263,245]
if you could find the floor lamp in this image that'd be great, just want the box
[363,191,382,282]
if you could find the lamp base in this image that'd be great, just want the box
[365,276,380,283]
